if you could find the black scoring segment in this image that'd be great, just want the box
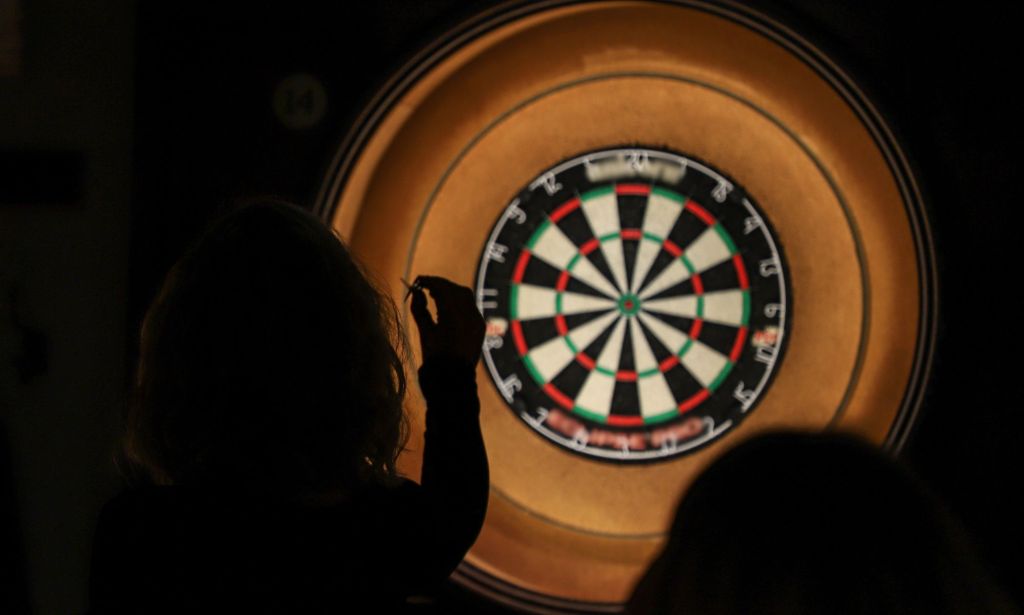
[615,192,647,230]
[644,279,695,303]
[519,318,560,347]
[618,322,636,372]
[583,248,619,295]
[664,362,705,403]
[669,206,710,249]
[551,360,590,401]
[521,256,561,288]
[611,381,641,417]
[622,237,640,290]
[565,275,613,298]
[636,318,678,364]
[563,310,612,332]
[694,320,740,357]
[697,258,740,293]
[580,320,617,361]
[556,207,596,247]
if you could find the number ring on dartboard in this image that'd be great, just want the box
[476,147,790,462]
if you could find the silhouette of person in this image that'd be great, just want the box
[626,431,1017,615]
[87,200,488,614]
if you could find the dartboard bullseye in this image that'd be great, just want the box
[476,147,789,462]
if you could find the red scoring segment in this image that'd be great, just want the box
[678,389,710,414]
[607,415,645,427]
[556,271,571,292]
[543,383,575,411]
[511,320,528,356]
[729,327,748,363]
[662,239,683,257]
[575,352,596,370]
[513,250,531,284]
[615,183,651,196]
[549,196,581,223]
[691,273,704,295]
[579,237,600,256]
[685,200,716,226]
[733,254,749,290]
[555,315,569,337]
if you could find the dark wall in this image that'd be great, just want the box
[128,1,478,338]
[1,1,1021,613]
[1,1,134,613]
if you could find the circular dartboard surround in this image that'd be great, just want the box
[315,0,937,611]
[477,146,790,462]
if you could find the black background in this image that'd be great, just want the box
[3,1,1023,612]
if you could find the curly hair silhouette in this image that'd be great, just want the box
[124,199,408,494]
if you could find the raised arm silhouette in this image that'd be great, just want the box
[88,200,488,614]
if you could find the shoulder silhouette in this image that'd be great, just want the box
[627,431,1017,615]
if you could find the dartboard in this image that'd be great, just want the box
[316,1,936,611]
[477,147,788,462]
